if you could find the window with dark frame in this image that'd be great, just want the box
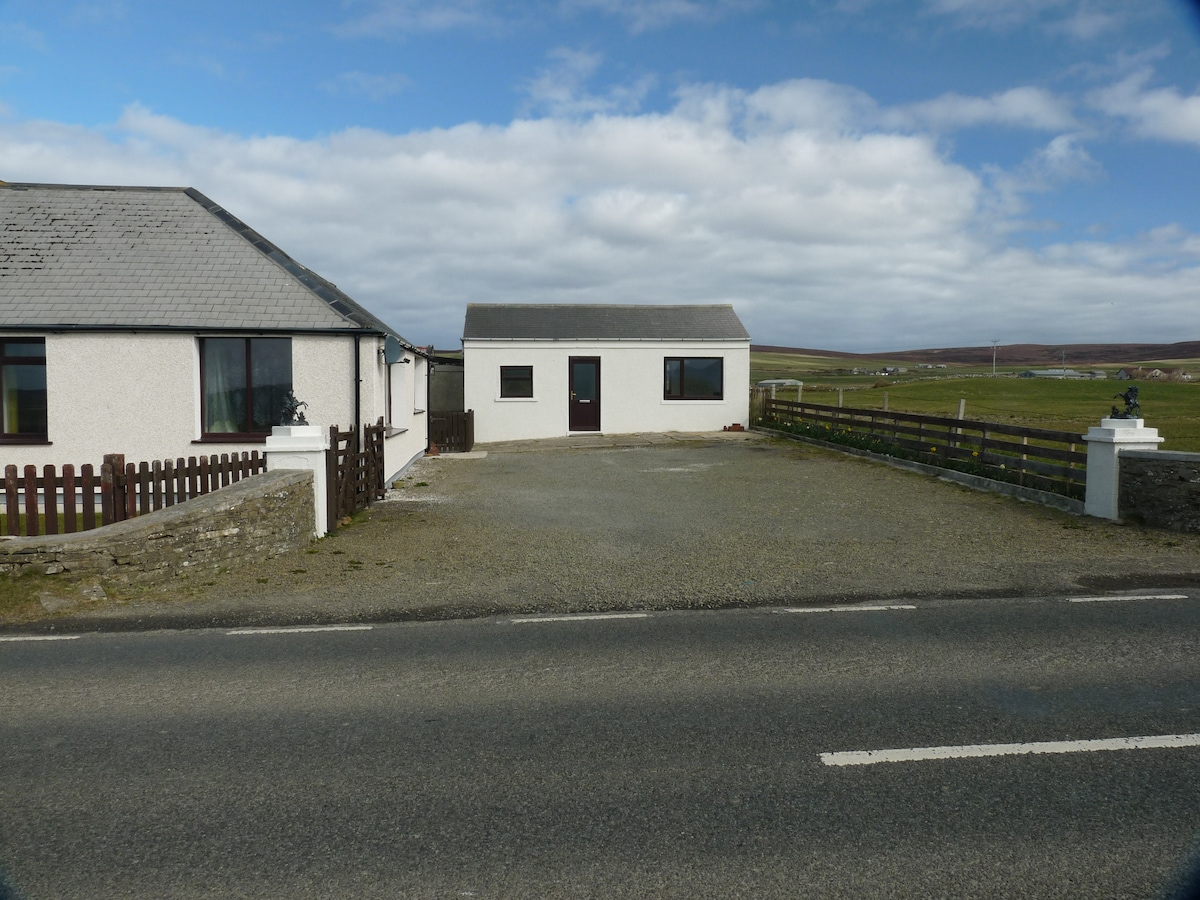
[664,357,724,400]
[0,338,48,441]
[200,337,293,437]
[500,365,534,398]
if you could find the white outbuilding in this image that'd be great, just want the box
[462,304,751,443]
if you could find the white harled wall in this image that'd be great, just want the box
[463,340,750,443]
[2,332,428,477]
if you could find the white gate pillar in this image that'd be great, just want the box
[265,424,330,538]
[1083,418,1163,520]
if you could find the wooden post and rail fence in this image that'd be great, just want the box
[752,388,1087,501]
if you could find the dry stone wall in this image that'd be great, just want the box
[1118,450,1200,533]
[0,469,314,585]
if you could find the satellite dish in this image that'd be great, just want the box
[383,335,405,364]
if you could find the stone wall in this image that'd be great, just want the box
[0,469,314,585]
[1119,450,1200,533]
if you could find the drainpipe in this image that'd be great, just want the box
[425,349,434,454]
[354,334,362,432]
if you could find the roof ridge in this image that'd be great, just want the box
[182,188,411,344]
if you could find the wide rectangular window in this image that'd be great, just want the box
[500,365,534,398]
[201,337,292,436]
[664,357,723,400]
[1,338,48,441]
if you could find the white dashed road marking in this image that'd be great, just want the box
[781,605,917,614]
[0,635,82,642]
[821,733,1200,767]
[511,613,651,624]
[1069,594,1189,603]
[226,625,374,635]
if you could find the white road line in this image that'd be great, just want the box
[821,733,1200,767]
[781,605,917,614]
[0,634,82,642]
[511,613,651,624]
[1069,593,1189,603]
[226,625,374,635]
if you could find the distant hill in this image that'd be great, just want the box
[752,342,1200,366]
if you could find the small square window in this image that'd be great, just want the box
[500,365,533,398]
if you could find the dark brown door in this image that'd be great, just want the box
[569,357,600,432]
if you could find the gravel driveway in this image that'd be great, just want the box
[48,430,1200,629]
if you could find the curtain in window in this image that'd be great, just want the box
[203,338,246,433]
[202,337,292,434]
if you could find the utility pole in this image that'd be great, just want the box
[991,339,999,376]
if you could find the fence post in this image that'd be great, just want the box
[23,465,39,537]
[4,465,18,536]
[102,454,124,523]
[1083,417,1163,520]
[43,465,58,535]
[264,424,331,538]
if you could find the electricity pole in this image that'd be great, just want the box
[991,339,999,376]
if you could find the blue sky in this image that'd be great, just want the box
[3,0,1200,353]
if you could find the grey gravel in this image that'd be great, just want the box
[45,431,1200,628]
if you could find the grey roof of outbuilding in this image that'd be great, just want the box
[463,304,751,341]
[0,182,410,341]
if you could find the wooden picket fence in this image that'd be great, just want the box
[3,451,265,538]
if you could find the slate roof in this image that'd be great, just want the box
[0,182,407,339]
[463,304,750,342]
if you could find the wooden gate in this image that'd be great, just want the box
[326,417,386,532]
[429,409,475,453]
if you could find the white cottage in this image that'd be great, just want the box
[462,304,751,442]
[0,182,429,480]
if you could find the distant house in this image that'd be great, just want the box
[0,182,429,480]
[1018,369,1102,380]
[462,304,751,442]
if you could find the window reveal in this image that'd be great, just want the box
[201,337,292,436]
[664,357,723,400]
[1,338,48,440]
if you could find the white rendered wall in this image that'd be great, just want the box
[382,351,430,481]
[1,332,418,473]
[463,340,751,443]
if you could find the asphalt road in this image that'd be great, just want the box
[3,592,1199,898]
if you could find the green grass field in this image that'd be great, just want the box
[751,352,1200,451]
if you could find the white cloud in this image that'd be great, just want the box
[921,0,1147,38]
[1090,68,1200,147]
[1,83,1197,352]
[522,48,655,117]
[334,0,502,36]
[0,21,49,52]
[320,71,412,102]
[558,0,757,32]
[67,2,130,27]
[884,86,1076,132]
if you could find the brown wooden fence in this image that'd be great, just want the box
[429,409,475,453]
[3,451,266,538]
[326,418,387,532]
[754,391,1086,500]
